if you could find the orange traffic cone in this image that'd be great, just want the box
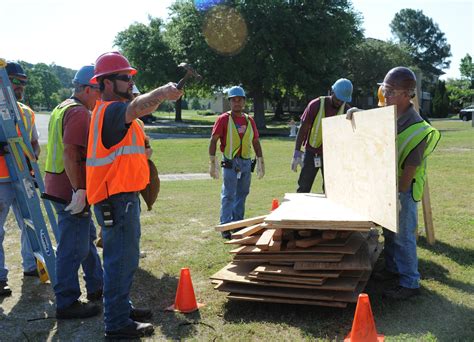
[166,268,204,313]
[271,198,279,211]
[344,293,384,342]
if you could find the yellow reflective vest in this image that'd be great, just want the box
[308,96,345,149]
[224,112,254,160]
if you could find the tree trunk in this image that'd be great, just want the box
[274,100,284,120]
[253,89,266,130]
[175,97,182,122]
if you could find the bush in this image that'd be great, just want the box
[197,110,215,116]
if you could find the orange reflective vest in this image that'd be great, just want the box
[86,101,149,204]
[0,102,35,181]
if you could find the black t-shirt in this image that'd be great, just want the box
[102,102,131,149]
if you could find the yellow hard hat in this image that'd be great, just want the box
[377,85,385,107]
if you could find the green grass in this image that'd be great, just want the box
[2,119,473,340]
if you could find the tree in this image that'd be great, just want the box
[344,38,414,105]
[460,54,474,88]
[432,80,449,118]
[22,63,61,110]
[390,9,451,76]
[165,0,363,129]
[446,78,474,113]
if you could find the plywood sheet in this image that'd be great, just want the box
[252,265,342,278]
[215,281,358,302]
[265,194,373,228]
[227,293,347,308]
[322,106,398,232]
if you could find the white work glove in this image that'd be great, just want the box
[256,157,265,179]
[346,107,362,120]
[65,189,87,215]
[291,150,304,172]
[158,82,183,101]
[209,155,220,179]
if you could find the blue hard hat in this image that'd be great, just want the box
[227,86,246,99]
[331,78,353,103]
[6,61,27,78]
[72,65,96,86]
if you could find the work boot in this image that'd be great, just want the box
[56,300,101,319]
[23,269,39,277]
[105,321,154,340]
[373,269,399,281]
[87,288,103,302]
[383,285,420,300]
[130,307,153,321]
[0,281,12,297]
[221,231,232,240]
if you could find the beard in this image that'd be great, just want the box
[113,82,133,101]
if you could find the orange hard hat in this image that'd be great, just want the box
[90,51,137,84]
[377,85,385,107]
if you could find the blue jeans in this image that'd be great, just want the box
[383,188,420,289]
[297,150,325,193]
[53,202,103,310]
[0,182,37,281]
[220,157,252,225]
[94,192,141,332]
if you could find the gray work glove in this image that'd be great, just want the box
[291,150,304,172]
[209,155,220,179]
[65,189,87,215]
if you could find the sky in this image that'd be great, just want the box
[2,0,473,80]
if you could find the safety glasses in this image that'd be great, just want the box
[109,74,133,83]
[381,86,406,98]
[10,78,27,86]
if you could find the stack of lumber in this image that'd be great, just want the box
[211,194,382,308]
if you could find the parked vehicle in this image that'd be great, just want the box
[459,105,474,121]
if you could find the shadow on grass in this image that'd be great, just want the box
[418,236,474,266]
[132,268,215,340]
[3,277,57,340]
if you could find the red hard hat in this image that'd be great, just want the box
[90,51,137,84]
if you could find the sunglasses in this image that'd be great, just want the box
[109,74,133,83]
[10,78,27,86]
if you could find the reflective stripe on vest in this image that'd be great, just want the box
[224,113,254,159]
[0,102,35,180]
[45,99,82,174]
[86,101,148,204]
[308,96,345,149]
[398,121,441,201]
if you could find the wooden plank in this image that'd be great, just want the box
[215,215,267,232]
[233,253,344,263]
[295,237,324,248]
[231,223,265,239]
[227,293,347,308]
[267,239,281,252]
[322,230,338,240]
[293,242,371,271]
[215,281,358,302]
[232,232,364,255]
[252,265,342,278]
[255,229,276,250]
[248,273,325,285]
[225,235,260,245]
[322,106,398,232]
[422,179,436,245]
[272,228,283,241]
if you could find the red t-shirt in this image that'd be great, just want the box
[301,96,350,154]
[44,106,90,201]
[211,112,259,156]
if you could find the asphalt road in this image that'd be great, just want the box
[35,113,49,144]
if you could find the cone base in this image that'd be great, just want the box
[165,302,205,313]
[344,333,384,342]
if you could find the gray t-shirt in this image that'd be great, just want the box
[102,102,131,149]
[397,104,426,167]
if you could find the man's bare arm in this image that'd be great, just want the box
[63,144,86,190]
